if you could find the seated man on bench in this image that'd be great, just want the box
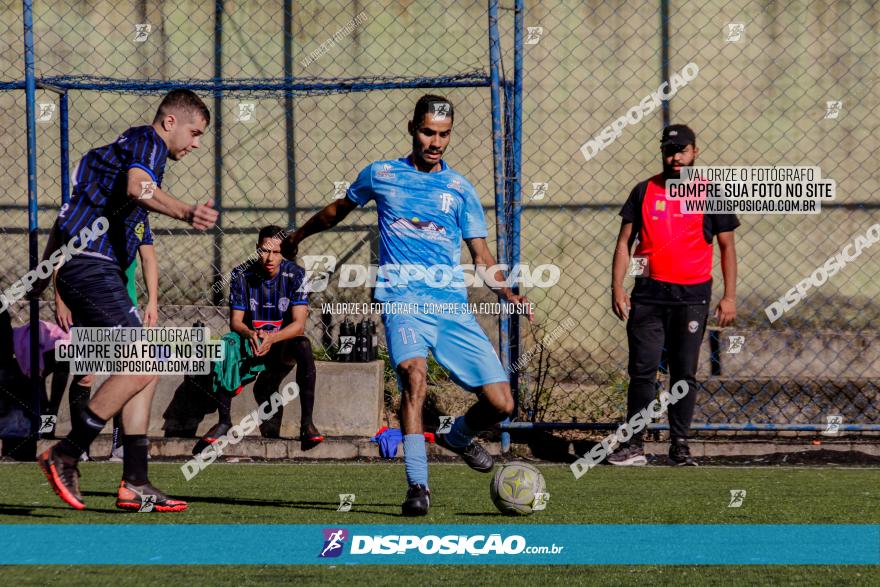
[193,225,322,453]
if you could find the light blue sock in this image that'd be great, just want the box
[403,434,428,487]
[443,415,477,449]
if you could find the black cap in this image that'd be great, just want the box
[661,124,696,147]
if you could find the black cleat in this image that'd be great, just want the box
[37,445,85,510]
[669,438,697,466]
[192,422,231,455]
[607,442,648,466]
[401,483,431,516]
[299,423,325,450]
[436,434,494,472]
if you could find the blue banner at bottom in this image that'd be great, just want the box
[0,525,877,565]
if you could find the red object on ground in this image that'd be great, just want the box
[371,426,435,443]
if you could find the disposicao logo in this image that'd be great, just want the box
[319,528,348,558]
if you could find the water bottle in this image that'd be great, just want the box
[338,318,354,362]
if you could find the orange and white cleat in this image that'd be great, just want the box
[116,480,188,512]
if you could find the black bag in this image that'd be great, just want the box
[0,311,32,439]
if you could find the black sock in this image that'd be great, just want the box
[254,375,284,438]
[122,434,149,485]
[59,405,107,458]
[68,383,91,413]
[217,393,232,427]
[291,337,316,429]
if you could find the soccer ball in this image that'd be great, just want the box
[490,461,547,515]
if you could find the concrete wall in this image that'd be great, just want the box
[46,360,385,438]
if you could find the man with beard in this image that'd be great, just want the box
[609,125,739,466]
[282,95,531,515]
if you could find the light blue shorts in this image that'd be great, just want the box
[382,309,508,392]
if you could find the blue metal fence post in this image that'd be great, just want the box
[660,0,671,127]
[211,0,224,305]
[284,0,297,232]
[23,0,42,441]
[501,80,515,451]
[59,92,70,204]
[504,0,524,454]
[488,0,510,451]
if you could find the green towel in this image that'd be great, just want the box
[211,331,266,396]
[124,257,138,305]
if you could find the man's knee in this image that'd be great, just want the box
[287,337,316,373]
[397,359,427,395]
[499,394,514,417]
[128,373,157,390]
[289,336,313,358]
[484,383,514,417]
[627,362,660,382]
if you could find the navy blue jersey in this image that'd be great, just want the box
[229,260,309,331]
[58,125,168,268]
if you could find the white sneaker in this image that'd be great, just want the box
[109,445,124,462]
[607,443,648,466]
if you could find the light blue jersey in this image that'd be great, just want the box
[347,155,507,391]
[345,156,488,304]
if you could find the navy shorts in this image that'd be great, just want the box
[56,256,142,328]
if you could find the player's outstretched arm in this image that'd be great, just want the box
[281,197,357,260]
[611,220,633,321]
[465,237,533,322]
[127,167,218,230]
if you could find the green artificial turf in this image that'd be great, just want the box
[1,462,878,585]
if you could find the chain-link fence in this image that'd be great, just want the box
[1,2,503,334]
[514,0,880,433]
[3,1,880,437]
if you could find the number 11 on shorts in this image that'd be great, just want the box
[398,327,417,344]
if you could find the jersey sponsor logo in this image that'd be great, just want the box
[376,163,395,179]
[440,193,453,214]
[652,199,667,220]
[389,216,448,242]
